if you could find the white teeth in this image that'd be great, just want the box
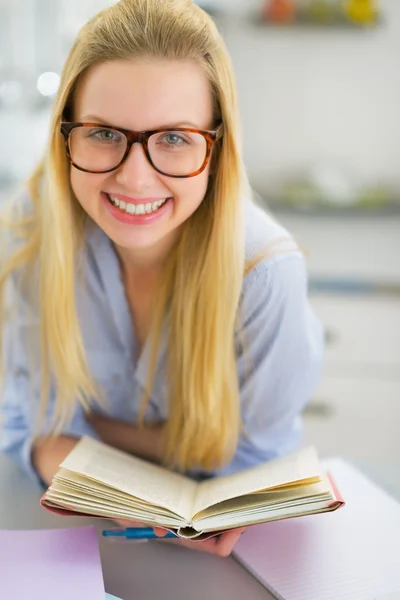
[108,194,168,215]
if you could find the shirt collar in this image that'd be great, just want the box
[86,223,135,360]
[86,222,168,390]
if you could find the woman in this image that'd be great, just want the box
[0,0,323,556]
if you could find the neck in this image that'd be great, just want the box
[113,230,178,286]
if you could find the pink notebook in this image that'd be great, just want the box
[233,459,400,600]
[0,526,105,599]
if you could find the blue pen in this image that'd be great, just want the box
[102,527,179,540]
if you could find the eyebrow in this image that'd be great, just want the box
[79,115,204,130]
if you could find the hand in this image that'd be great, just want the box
[114,519,168,538]
[86,413,165,462]
[115,519,245,557]
[154,527,246,557]
[88,414,245,556]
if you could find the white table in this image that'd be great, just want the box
[0,454,273,600]
[2,453,399,599]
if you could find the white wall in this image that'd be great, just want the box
[218,0,400,196]
[1,0,399,197]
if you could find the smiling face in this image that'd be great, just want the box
[70,58,215,262]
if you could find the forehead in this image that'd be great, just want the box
[73,58,214,130]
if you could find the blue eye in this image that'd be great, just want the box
[160,133,189,146]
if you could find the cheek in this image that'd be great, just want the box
[70,170,87,205]
[70,170,107,206]
[172,171,210,211]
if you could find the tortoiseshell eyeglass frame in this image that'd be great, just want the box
[60,121,224,178]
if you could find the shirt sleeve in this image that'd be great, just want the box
[0,273,100,486]
[217,252,324,476]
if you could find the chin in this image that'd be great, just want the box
[112,229,171,251]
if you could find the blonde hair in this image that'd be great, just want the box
[0,0,250,472]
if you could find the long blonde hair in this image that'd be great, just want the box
[0,0,249,472]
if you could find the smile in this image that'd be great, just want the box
[106,193,170,215]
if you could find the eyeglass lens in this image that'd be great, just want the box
[68,126,208,175]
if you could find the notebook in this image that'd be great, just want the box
[0,526,106,599]
[233,458,400,600]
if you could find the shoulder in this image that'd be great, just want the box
[243,199,306,305]
[244,198,298,264]
[237,203,323,370]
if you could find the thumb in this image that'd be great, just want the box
[153,526,171,537]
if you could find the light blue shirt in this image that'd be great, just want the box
[0,196,324,485]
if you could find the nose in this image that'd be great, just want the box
[115,142,159,187]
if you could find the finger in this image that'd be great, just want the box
[212,528,245,557]
[181,528,245,556]
[114,519,168,537]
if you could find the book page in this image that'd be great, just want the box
[194,480,331,520]
[193,446,322,515]
[194,497,336,533]
[46,486,183,527]
[51,475,183,519]
[59,436,196,520]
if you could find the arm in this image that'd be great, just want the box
[85,414,165,463]
[31,436,80,486]
[0,366,101,489]
[218,252,324,476]
[0,274,100,487]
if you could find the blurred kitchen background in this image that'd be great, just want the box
[0,0,399,473]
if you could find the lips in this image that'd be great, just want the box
[102,192,172,224]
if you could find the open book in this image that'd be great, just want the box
[41,436,344,540]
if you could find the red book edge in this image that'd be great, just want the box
[327,470,346,509]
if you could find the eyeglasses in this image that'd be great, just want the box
[60,121,224,178]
